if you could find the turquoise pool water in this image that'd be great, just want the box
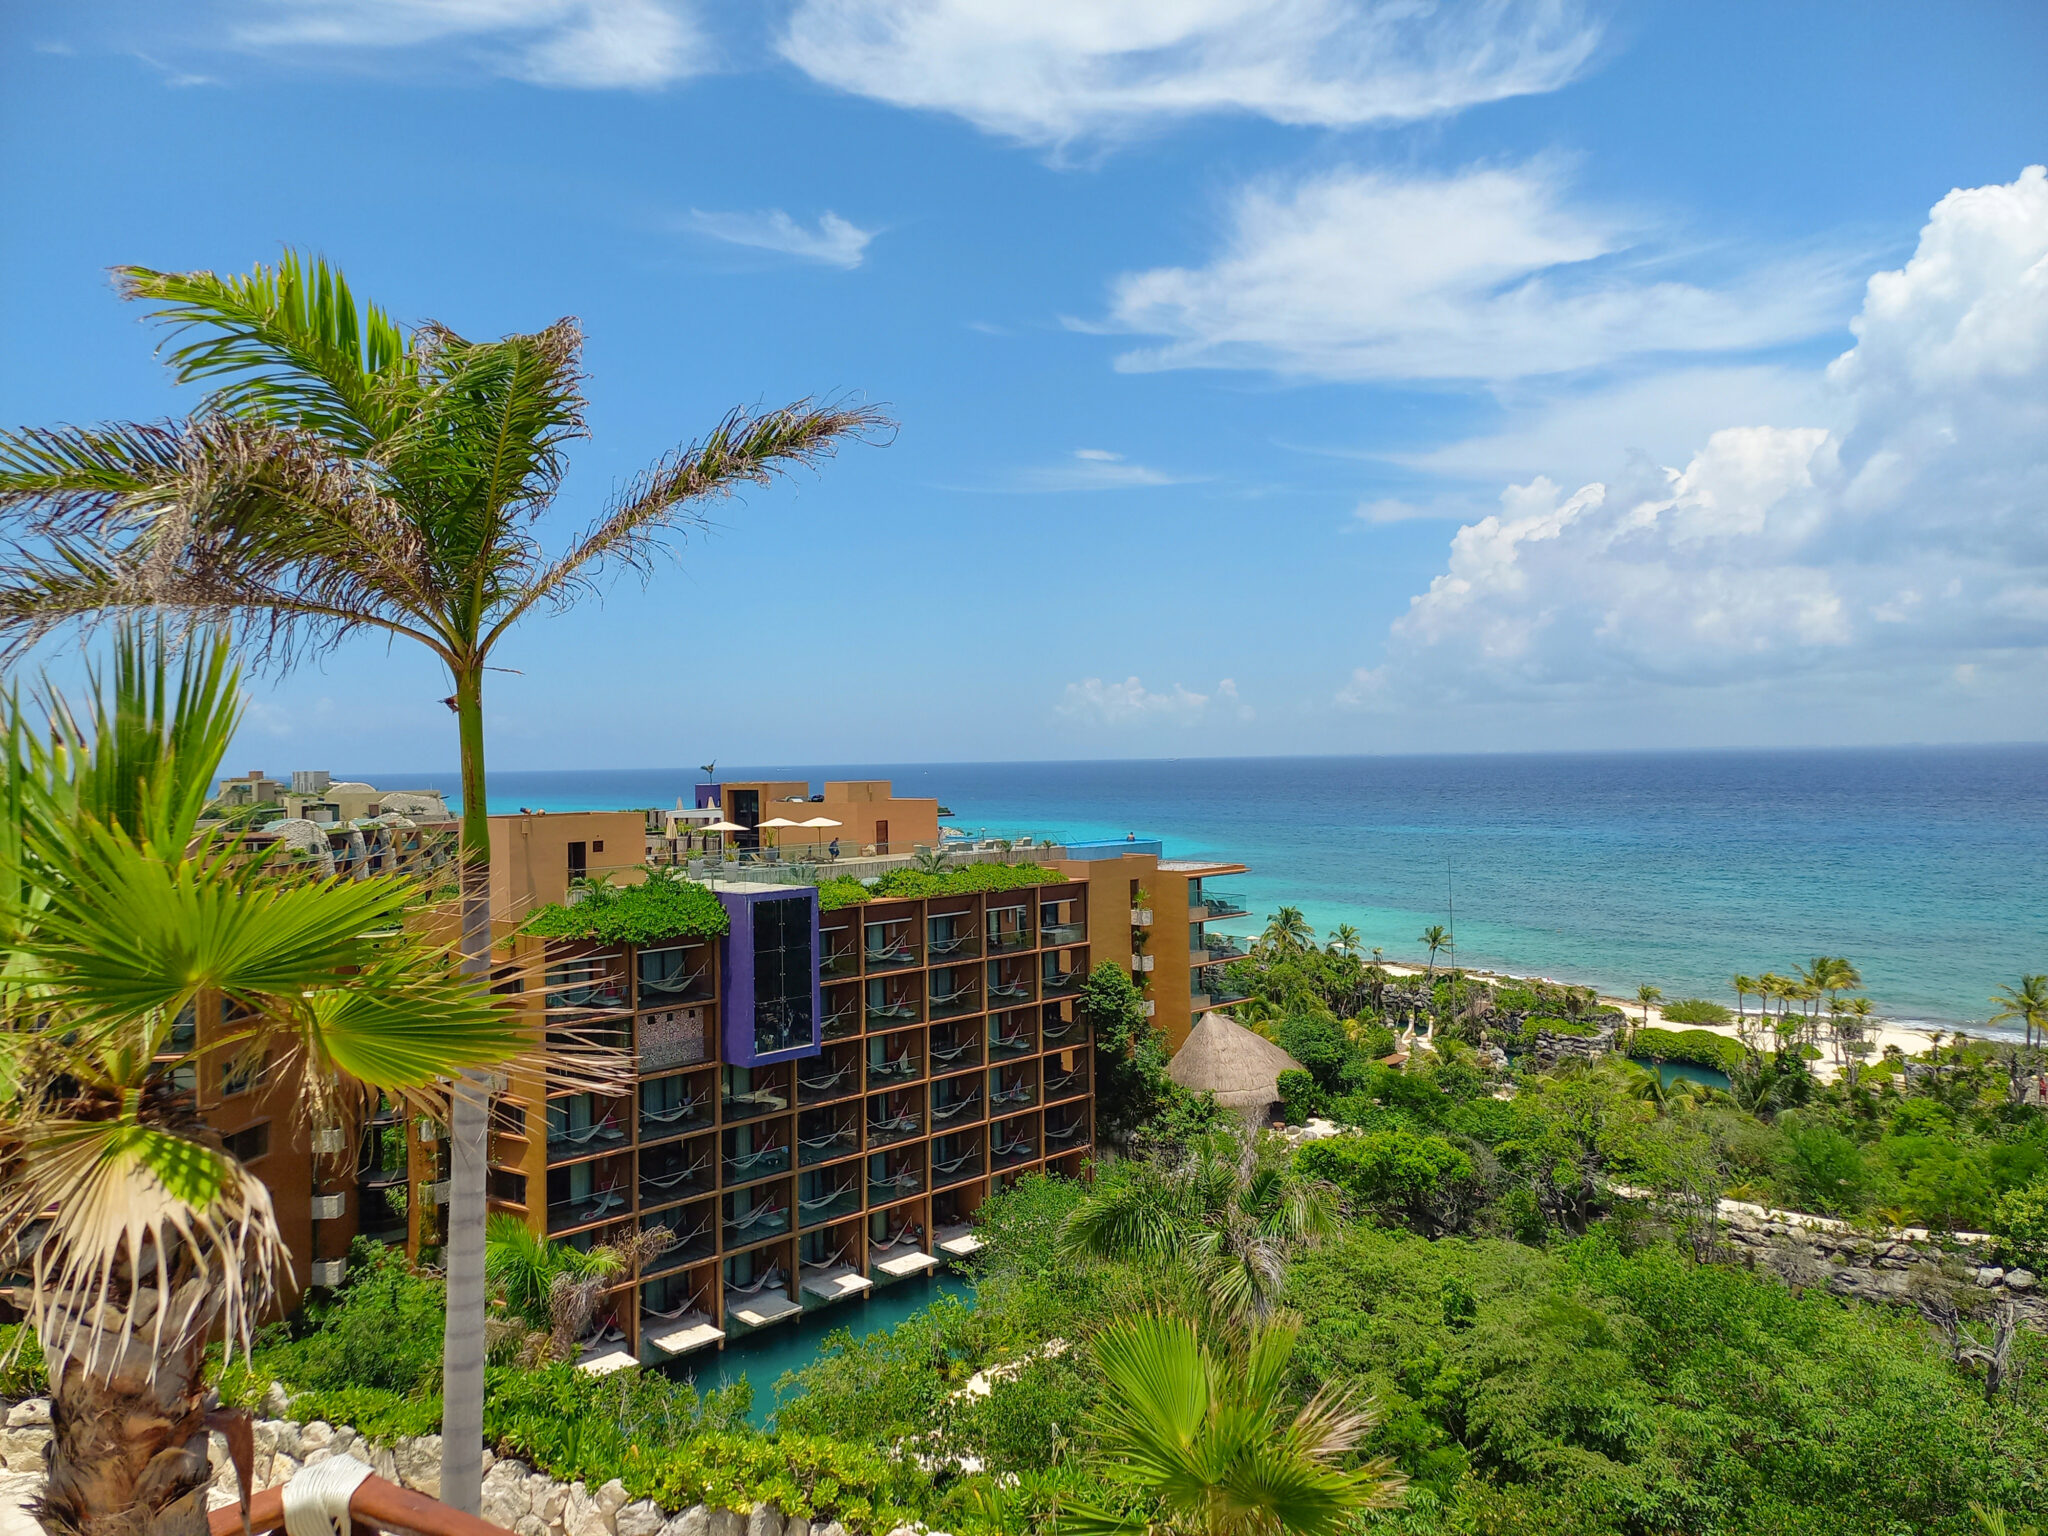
[1638,1059,1733,1092]
[670,1272,973,1428]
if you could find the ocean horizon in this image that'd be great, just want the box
[344,746,2048,1035]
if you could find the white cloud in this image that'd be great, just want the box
[1099,162,1859,382]
[232,0,704,88]
[778,0,1600,148]
[991,450,1193,490]
[1344,167,2048,714]
[1060,675,1247,724]
[687,208,877,268]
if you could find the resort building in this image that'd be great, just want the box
[225,778,1248,1371]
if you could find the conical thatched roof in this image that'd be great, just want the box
[1168,1011,1305,1117]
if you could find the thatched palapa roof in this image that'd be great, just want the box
[1168,1011,1305,1117]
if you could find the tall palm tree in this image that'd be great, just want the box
[1325,923,1361,959]
[1731,975,1755,1038]
[1059,1311,1403,1536]
[1260,906,1314,957]
[0,629,528,1536]
[1636,984,1663,1027]
[1059,1127,1340,1333]
[1991,976,2048,1050]
[1418,925,1451,988]
[0,254,886,1509]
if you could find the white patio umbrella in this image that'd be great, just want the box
[757,816,803,855]
[699,818,746,858]
[801,815,842,859]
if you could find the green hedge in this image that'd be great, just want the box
[522,874,731,945]
[1661,998,1734,1024]
[816,876,873,911]
[870,862,1066,900]
[1632,1026,1746,1071]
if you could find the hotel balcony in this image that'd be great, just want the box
[866,976,923,1028]
[987,960,1036,1006]
[721,1063,791,1123]
[1046,1106,1090,1154]
[638,1071,714,1143]
[985,900,1035,954]
[1197,934,1252,965]
[546,1154,630,1235]
[926,911,981,962]
[818,923,860,980]
[725,1249,799,1329]
[797,1167,862,1229]
[820,985,862,1042]
[990,1061,1039,1115]
[1192,888,1248,920]
[1044,1058,1090,1104]
[722,1124,792,1186]
[639,1136,715,1208]
[863,915,921,971]
[868,1147,925,1207]
[544,949,632,1015]
[1196,964,1251,1007]
[635,942,715,1009]
[640,1271,720,1362]
[931,1128,985,1189]
[867,1087,925,1149]
[1039,896,1087,948]
[546,1093,629,1164]
[928,1019,984,1074]
[640,1201,716,1274]
[1040,1006,1089,1049]
[797,1104,860,1167]
[1040,960,1085,997]
[927,966,981,1020]
[989,1011,1037,1060]
[798,1043,862,1106]
[929,1071,984,1129]
[722,1182,792,1248]
[866,1030,925,1090]
[991,1114,1038,1171]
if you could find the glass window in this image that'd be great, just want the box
[751,897,815,1055]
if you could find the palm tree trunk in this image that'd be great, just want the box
[439,664,492,1515]
[41,1295,213,1536]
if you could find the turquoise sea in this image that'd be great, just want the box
[374,748,2048,1034]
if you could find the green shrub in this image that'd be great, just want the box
[0,1324,46,1399]
[1660,998,1733,1024]
[1994,1175,2048,1267]
[869,862,1067,900]
[273,1241,447,1397]
[1632,1026,1744,1071]
[1297,1130,1480,1236]
[522,872,731,945]
[1524,1016,1600,1040]
[815,876,872,910]
[1277,1067,1327,1125]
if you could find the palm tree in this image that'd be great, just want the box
[484,1213,672,1362]
[0,629,528,1536]
[1417,925,1451,1019]
[1260,905,1314,957]
[1326,923,1361,959]
[1636,984,1663,1027]
[0,254,886,1509]
[1991,976,2048,1050]
[1059,1311,1403,1536]
[1059,1126,1340,1332]
[1731,975,1755,1038]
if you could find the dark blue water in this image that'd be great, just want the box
[359,748,2048,1029]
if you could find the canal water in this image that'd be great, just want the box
[1636,1059,1733,1092]
[672,1272,973,1428]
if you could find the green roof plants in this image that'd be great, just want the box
[870,861,1067,900]
[816,875,873,911]
[522,869,730,945]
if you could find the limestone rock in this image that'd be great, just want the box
[3,1403,48,1430]
[264,1381,293,1418]
[565,1481,612,1536]
[782,1519,810,1536]
[395,1434,444,1498]
[262,1452,302,1491]
[812,1523,848,1536]
[746,1505,782,1536]
[300,1422,335,1456]
[538,1480,572,1525]
[482,1459,535,1529]
[707,1509,744,1536]
[616,1498,666,1536]
[331,1427,357,1456]
[664,1508,711,1536]
[206,1484,243,1513]
[2007,1269,2038,1291]
[517,1518,551,1536]
[0,1427,51,1473]
[597,1480,631,1519]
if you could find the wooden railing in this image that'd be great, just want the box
[208,1474,513,1536]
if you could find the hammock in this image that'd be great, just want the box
[991,1031,1030,1053]
[799,1127,855,1151]
[724,1089,788,1113]
[931,1149,974,1175]
[1047,1074,1082,1096]
[551,1110,620,1148]
[727,1143,787,1175]
[988,981,1030,1000]
[798,1062,854,1092]
[641,1092,705,1124]
[869,1218,913,1251]
[729,1199,787,1233]
[872,1169,921,1194]
[931,1092,980,1121]
[579,1322,626,1347]
[992,1136,1034,1160]
[867,1048,916,1079]
[992,1083,1032,1107]
[1048,1120,1083,1143]
[867,1001,916,1021]
[869,1111,918,1136]
[803,1242,852,1273]
[727,1263,786,1297]
[550,980,624,1010]
[865,934,916,964]
[799,1181,856,1212]
[644,1297,706,1321]
[638,965,707,1000]
[928,983,977,1007]
[930,1040,975,1064]
[927,933,975,957]
[668,1213,713,1246]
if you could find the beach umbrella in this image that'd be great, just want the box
[801,815,842,859]
[698,818,746,858]
[758,815,802,854]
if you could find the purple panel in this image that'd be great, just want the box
[695,783,722,809]
[716,885,823,1068]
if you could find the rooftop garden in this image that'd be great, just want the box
[816,861,1067,910]
[521,870,731,945]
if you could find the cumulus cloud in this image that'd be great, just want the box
[778,0,1600,148]
[1061,675,1250,724]
[232,0,704,88]
[687,208,876,268]
[1100,162,1859,382]
[1344,167,2048,710]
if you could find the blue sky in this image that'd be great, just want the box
[3,1,2045,770]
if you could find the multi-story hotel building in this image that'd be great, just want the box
[231,779,1247,1372]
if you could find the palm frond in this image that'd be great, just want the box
[484,397,892,648]
[118,254,413,450]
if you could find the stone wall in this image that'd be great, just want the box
[0,1400,923,1536]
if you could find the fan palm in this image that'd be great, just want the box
[1991,976,2048,1050]
[1059,1126,1340,1332]
[0,253,887,1508]
[1059,1310,1402,1536]
[0,628,530,1536]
